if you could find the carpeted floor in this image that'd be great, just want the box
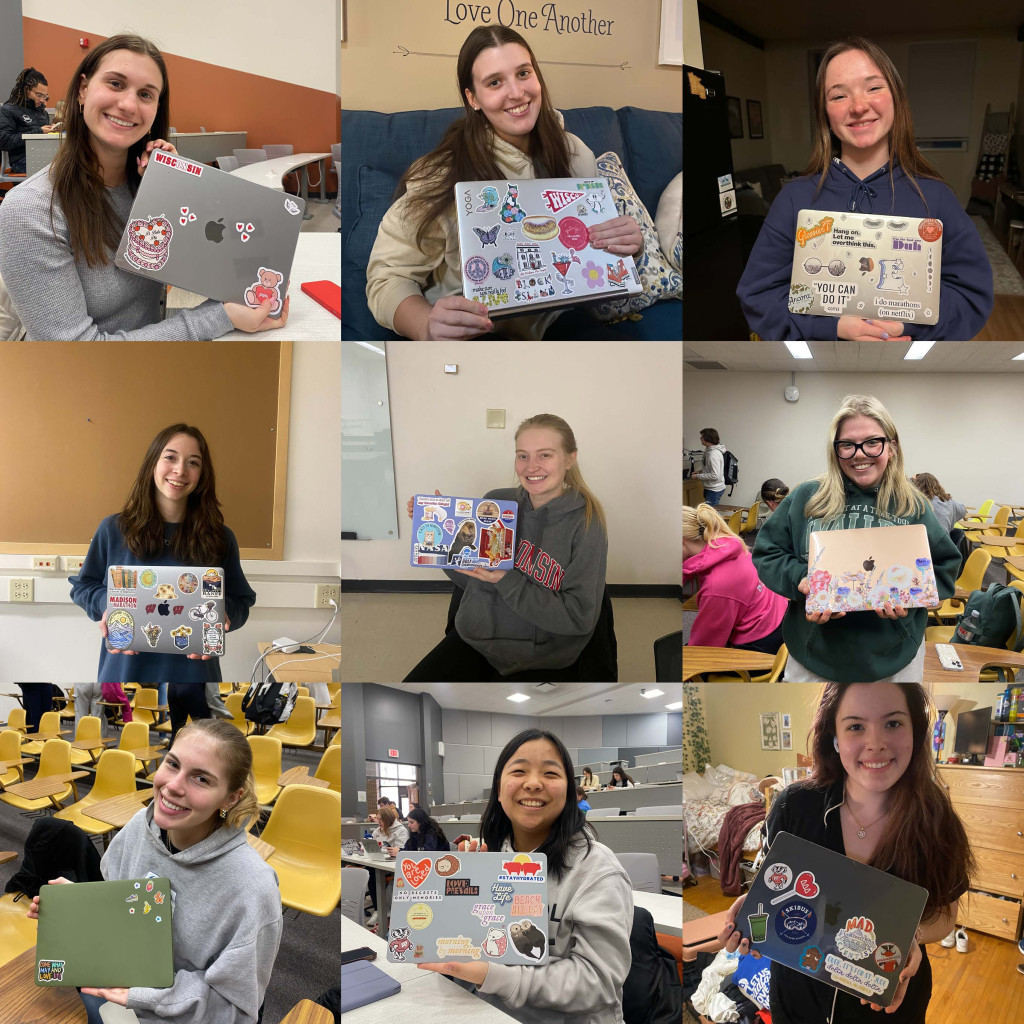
[970,215,1024,295]
[683,899,708,922]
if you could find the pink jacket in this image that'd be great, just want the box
[101,683,133,722]
[683,535,787,647]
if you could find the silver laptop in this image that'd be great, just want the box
[114,151,305,316]
[788,209,942,324]
[455,176,641,317]
[105,565,226,656]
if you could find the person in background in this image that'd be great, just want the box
[695,428,726,506]
[576,786,591,813]
[605,766,636,790]
[16,683,55,733]
[386,808,452,854]
[580,766,600,791]
[74,682,107,737]
[167,682,211,743]
[760,478,790,512]
[366,804,409,928]
[0,68,55,174]
[100,683,133,727]
[911,473,967,534]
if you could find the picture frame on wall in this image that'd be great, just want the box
[781,730,793,751]
[747,99,764,139]
[782,713,792,729]
[658,0,683,66]
[760,712,780,751]
[726,96,743,139]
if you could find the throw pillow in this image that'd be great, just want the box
[655,171,682,274]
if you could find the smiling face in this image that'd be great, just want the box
[824,49,894,161]
[515,427,575,508]
[78,50,163,160]
[465,43,541,152]
[498,738,568,848]
[834,684,914,801]
[835,414,892,490]
[153,431,202,512]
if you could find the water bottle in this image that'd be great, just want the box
[953,610,981,644]
[997,688,1011,721]
[1010,688,1022,724]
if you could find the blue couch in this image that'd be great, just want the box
[342,105,682,340]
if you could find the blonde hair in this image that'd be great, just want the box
[805,395,927,522]
[514,414,606,531]
[682,503,738,548]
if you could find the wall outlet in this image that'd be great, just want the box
[9,578,33,602]
[315,583,340,609]
[63,555,85,572]
[32,555,59,570]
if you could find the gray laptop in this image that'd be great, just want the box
[105,565,226,657]
[788,209,942,325]
[114,151,305,316]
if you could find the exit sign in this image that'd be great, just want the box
[388,748,399,758]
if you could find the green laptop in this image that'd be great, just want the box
[36,877,174,987]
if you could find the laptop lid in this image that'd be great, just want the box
[359,839,390,858]
[788,210,942,325]
[806,524,939,614]
[340,959,401,1013]
[105,565,226,656]
[36,877,174,988]
[114,152,305,316]
[455,177,641,317]
[386,851,549,965]
[411,495,518,570]
[743,832,927,1007]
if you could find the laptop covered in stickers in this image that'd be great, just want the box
[385,851,549,965]
[36,877,174,987]
[454,176,642,317]
[742,832,927,1007]
[113,151,305,318]
[411,495,518,570]
[788,209,942,324]
[104,564,226,657]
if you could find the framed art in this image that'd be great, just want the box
[781,730,793,751]
[747,99,763,139]
[782,713,792,729]
[760,712,780,750]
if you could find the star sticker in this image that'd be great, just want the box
[898,284,910,295]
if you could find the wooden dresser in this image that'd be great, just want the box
[936,764,1024,941]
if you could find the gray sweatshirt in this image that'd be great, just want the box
[930,495,967,534]
[102,804,282,1023]
[0,167,233,339]
[695,443,726,491]
[476,835,634,1024]
[447,486,608,675]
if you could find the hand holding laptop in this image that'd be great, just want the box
[586,215,643,256]
[837,316,910,342]
[798,577,907,623]
[25,876,73,919]
[137,138,178,176]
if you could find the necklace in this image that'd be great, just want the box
[843,785,887,840]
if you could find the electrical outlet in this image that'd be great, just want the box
[63,555,85,572]
[32,555,59,570]
[9,578,33,602]
[315,583,340,609]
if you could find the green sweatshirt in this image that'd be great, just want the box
[752,479,959,681]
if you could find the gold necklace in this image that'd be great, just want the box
[843,785,887,839]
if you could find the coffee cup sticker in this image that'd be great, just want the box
[747,903,769,943]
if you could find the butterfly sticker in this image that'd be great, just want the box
[178,206,197,227]
[473,225,500,247]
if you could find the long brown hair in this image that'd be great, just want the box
[49,34,170,267]
[119,424,226,563]
[912,473,951,502]
[804,37,942,213]
[802,683,973,916]
[396,26,573,251]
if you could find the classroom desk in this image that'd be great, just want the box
[246,833,275,860]
[631,889,683,937]
[69,737,117,751]
[0,947,86,1024]
[83,790,154,828]
[317,713,341,746]
[278,766,331,789]
[682,646,776,681]
[343,851,396,930]
[125,744,169,769]
[923,642,1024,682]
[280,999,334,1024]
[974,536,1024,552]
[229,153,332,209]
[254,640,342,682]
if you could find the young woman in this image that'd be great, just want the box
[0,68,55,173]
[27,718,283,1023]
[0,34,288,340]
[404,413,608,681]
[365,803,410,924]
[684,503,787,652]
[580,766,599,791]
[576,785,591,813]
[604,766,635,790]
[718,683,972,1023]
[69,423,256,683]
[760,478,791,511]
[911,473,967,535]
[752,394,959,681]
[416,729,633,1024]
[384,807,452,855]
[736,37,992,341]
[366,25,642,340]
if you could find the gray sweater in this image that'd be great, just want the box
[930,495,967,534]
[102,804,282,1023]
[0,167,233,339]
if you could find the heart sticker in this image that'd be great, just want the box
[245,222,254,232]
[235,222,245,232]
[180,207,188,215]
[179,217,187,225]
[241,232,250,243]
[401,858,431,889]
[795,871,819,899]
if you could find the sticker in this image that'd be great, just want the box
[392,886,443,902]
[388,928,414,960]
[508,920,546,961]
[153,149,203,176]
[717,173,733,191]
[124,215,173,272]
[576,203,588,216]
[401,858,432,889]
[139,568,159,589]
[415,522,448,560]
[557,216,588,250]
[178,206,197,226]
[202,622,224,656]
[801,945,823,971]
[202,569,223,598]
[472,902,506,926]
[109,567,139,591]
[108,595,138,609]
[463,188,473,213]
[877,259,909,295]
[827,259,846,277]
[171,624,193,650]
[129,908,135,914]
[789,281,814,313]
[492,882,514,904]
[585,192,607,215]
[154,891,165,904]
[407,903,433,929]
[606,259,630,287]
[472,224,500,247]
[435,936,482,960]
[481,928,508,957]
[173,605,184,616]
[582,259,605,289]
[468,284,509,309]
[445,877,480,896]
[155,916,162,922]
[244,267,284,315]
[550,250,581,295]
[795,214,835,248]
[155,584,178,601]
[126,893,138,903]
[500,183,526,223]
[835,916,877,960]
[541,188,585,214]
[475,500,500,525]
[134,883,141,889]
[824,953,889,997]
[177,572,198,594]
[499,854,544,880]
[142,622,162,648]
[516,243,545,272]
[476,185,499,212]
[520,215,558,241]
[443,517,456,533]
[764,863,794,893]
[510,893,543,917]
[434,854,460,876]
[38,960,65,982]
[874,942,902,972]
[480,522,512,566]
[106,610,135,650]
[189,600,220,623]
[143,901,151,915]
[918,218,942,242]
[492,252,515,280]
[284,198,301,216]
[858,257,874,274]
[513,273,555,303]
[770,870,819,905]
[775,901,816,944]
[746,902,770,943]
[447,520,479,566]
[464,255,490,283]
[146,881,154,892]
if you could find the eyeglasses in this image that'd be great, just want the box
[833,437,888,460]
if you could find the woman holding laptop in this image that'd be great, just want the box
[0,34,288,339]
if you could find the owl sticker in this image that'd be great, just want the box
[508,920,546,960]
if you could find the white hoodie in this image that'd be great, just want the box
[696,443,726,491]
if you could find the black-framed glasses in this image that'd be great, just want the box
[833,437,888,460]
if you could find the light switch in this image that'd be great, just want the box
[487,409,506,429]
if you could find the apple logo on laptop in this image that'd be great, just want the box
[157,601,170,617]
[205,218,226,243]
[863,557,875,572]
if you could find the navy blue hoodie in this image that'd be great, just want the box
[736,159,993,341]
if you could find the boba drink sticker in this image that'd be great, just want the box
[410,495,517,570]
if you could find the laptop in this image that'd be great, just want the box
[806,525,939,614]
[411,495,518,570]
[385,851,549,965]
[114,151,305,316]
[36,877,174,988]
[742,832,927,1007]
[105,565,226,656]
[788,209,942,324]
[359,839,393,859]
[455,177,642,317]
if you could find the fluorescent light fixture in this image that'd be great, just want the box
[641,689,665,699]
[784,341,813,359]
[665,701,682,710]
[506,693,530,703]
[1013,352,1024,360]
[903,341,934,360]
[355,341,386,356]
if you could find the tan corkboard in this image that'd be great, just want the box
[0,342,292,559]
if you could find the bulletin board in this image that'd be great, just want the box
[0,342,292,559]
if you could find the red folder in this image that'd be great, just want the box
[301,280,341,319]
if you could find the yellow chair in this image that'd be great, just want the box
[0,739,74,812]
[297,685,311,698]
[327,683,341,704]
[329,731,340,747]
[0,889,37,967]
[54,750,138,839]
[0,730,26,788]
[313,745,341,793]
[1007,560,1024,587]
[20,712,63,757]
[69,715,111,767]
[963,505,1011,544]
[133,687,171,736]
[929,549,992,623]
[224,692,253,736]
[118,721,157,775]
[260,784,341,915]
[1,708,26,735]
[247,735,283,806]
[265,696,317,750]
[739,500,761,536]
[751,644,789,683]
[962,499,994,524]
[726,509,742,534]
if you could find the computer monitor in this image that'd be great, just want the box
[954,706,992,763]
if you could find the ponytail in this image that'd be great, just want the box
[760,478,790,504]
[682,503,738,547]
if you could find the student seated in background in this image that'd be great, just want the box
[760,478,790,512]
[683,503,787,653]
[384,807,452,855]
[580,766,600,791]
[365,804,409,927]
[576,786,591,812]
[604,766,636,789]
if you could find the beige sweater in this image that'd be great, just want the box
[366,114,597,339]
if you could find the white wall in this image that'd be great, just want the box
[684,369,1023,510]
[343,341,682,584]
[0,343,340,684]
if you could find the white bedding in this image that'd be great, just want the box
[683,763,764,855]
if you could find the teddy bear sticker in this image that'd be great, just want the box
[244,266,284,315]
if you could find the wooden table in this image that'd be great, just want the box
[924,642,1024,682]
[246,833,275,860]
[125,744,168,770]
[277,766,331,789]
[70,737,116,751]
[3,771,88,807]
[279,999,333,1024]
[83,790,154,828]
[255,642,341,682]
[27,730,72,741]
[0,948,86,1024]
[683,646,776,681]
[317,713,340,746]
[975,536,1024,552]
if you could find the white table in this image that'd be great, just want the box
[631,889,683,937]
[230,153,332,215]
[341,916,423,985]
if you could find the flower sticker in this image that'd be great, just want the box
[583,260,604,289]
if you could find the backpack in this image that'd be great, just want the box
[951,583,1024,678]
[241,682,298,725]
[723,449,739,496]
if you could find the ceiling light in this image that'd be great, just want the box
[903,341,934,360]
[641,688,664,699]
[665,702,682,710]
[506,693,530,703]
[784,341,813,359]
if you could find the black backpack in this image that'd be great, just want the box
[241,682,298,725]
[723,449,739,496]
[951,583,1024,681]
